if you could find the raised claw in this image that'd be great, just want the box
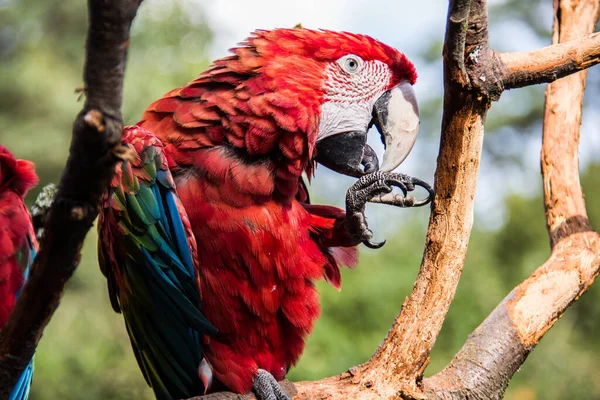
[344,171,434,249]
[345,172,397,248]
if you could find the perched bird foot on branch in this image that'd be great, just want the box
[253,369,290,400]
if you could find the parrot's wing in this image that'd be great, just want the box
[98,126,217,400]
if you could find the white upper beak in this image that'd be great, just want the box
[374,81,420,172]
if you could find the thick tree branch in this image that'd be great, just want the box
[0,0,141,396]
[423,1,600,399]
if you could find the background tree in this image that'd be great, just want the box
[1,0,600,399]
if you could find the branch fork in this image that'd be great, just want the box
[1,0,600,399]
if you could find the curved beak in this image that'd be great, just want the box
[373,81,420,172]
[315,80,419,177]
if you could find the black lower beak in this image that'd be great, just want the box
[315,131,379,178]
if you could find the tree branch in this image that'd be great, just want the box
[0,0,141,395]
[423,1,600,399]
[500,32,600,90]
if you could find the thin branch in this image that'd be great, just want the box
[0,0,141,395]
[423,1,600,399]
[541,0,599,247]
[500,32,600,90]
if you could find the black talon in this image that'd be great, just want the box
[410,177,435,207]
[364,239,386,249]
[389,179,408,196]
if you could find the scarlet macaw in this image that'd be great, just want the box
[0,145,38,400]
[99,28,420,400]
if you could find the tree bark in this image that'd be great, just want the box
[0,0,141,396]
[423,1,600,399]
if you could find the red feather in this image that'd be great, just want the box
[0,145,38,328]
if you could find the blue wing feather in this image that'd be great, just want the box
[165,191,196,276]
[98,128,216,400]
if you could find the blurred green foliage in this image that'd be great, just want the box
[2,0,600,399]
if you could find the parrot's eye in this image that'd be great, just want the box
[340,55,362,74]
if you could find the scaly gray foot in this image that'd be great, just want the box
[345,171,394,249]
[345,171,435,248]
[253,369,290,400]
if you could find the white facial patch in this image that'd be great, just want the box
[318,101,372,140]
[317,60,392,141]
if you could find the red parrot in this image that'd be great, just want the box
[0,145,38,400]
[99,28,420,400]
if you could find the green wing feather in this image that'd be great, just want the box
[98,127,216,400]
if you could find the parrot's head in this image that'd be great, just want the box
[0,145,38,197]
[241,28,419,178]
